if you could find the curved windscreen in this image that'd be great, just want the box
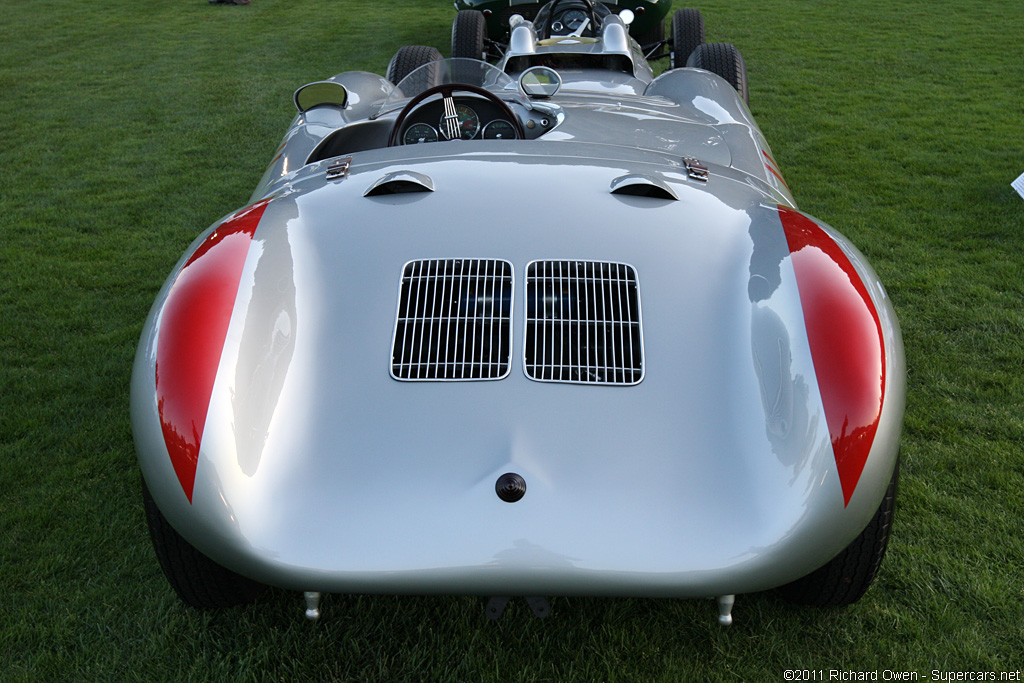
[378,59,521,116]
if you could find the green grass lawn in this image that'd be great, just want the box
[2,0,1022,680]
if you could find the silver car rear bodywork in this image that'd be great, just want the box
[133,9,904,623]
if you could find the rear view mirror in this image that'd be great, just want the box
[294,81,349,113]
[519,66,562,98]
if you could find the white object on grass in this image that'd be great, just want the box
[1012,171,1024,199]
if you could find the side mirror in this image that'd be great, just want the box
[519,66,562,98]
[294,81,349,113]
[619,9,635,27]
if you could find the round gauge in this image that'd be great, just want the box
[439,103,480,140]
[403,123,438,145]
[562,9,587,30]
[482,120,518,140]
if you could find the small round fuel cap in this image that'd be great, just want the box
[495,473,527,503]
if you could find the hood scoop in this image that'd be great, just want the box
[364,170,434,197]
[609,173,678,200]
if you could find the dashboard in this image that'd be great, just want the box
[400,95,518,144]
[551,9,589,35]
[398,95,558,145]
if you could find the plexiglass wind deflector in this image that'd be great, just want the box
[375,59,525,117]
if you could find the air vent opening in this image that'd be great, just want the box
[391,259,513,381]
[524,261,644,385]
[610,174,678,200]
[610,183,677,200]
[365,170,434,197]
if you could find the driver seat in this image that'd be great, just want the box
[534,0,611,39]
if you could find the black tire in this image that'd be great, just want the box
[386,45,444,87]
[778,460,899,607]
[686,42,749,104]
[636,20,665,59]
[142,480,266,608]
[670,8,704,69]
[452,10,487,60]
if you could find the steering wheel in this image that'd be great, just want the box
[388,84,526,147]
[542,0,599,39]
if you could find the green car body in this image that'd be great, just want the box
[453,0,672,43]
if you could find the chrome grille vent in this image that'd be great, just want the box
[524,261,644,385]
[391,259,513,381]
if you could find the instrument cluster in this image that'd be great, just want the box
[401,97,520,145]
[551,9,589,35]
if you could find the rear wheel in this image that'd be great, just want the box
[142,480,266,608]
[778,460,899,607]
[686,42,749,104]
[386,45,444,87]
[452,10,487,60]
[670,8,705,69]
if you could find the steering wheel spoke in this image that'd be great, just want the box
[441,94,462,140]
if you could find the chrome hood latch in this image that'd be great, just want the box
[683,156,709,182]
[325,156,352,181]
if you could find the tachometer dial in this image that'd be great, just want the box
[482,120,518,140]
[439,103,480,140]
[403,123,439,145]
[563,10,587,31]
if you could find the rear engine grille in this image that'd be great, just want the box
[524,260,644,385]
[391,259,513,381]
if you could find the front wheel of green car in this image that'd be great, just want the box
[670,8,705,69]
[636,20,665,59]
[452,10,487,60]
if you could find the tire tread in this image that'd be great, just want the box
[452,10,487,60]
[670,9,705,68]
[778,461,899,607]
[142,481,265,608]
[686,41,749,104]
[386,45,444,86]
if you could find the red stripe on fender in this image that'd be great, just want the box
[778,206,885,506]
[762,152,791,192]
[155,199,271,502]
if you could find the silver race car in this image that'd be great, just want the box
[132,3,904,625]
[451,0,676,60]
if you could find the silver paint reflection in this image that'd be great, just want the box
[231,201,298,476]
